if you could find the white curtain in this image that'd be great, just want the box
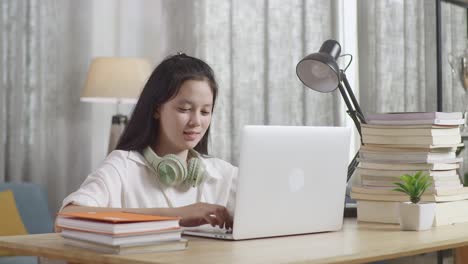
[358,0,437,113]
[1,0,343,213]
[441,1,468,112]
[357,0,467,113]
[0,0,94,213]
[190,0,342,164]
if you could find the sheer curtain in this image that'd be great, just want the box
[441,1,468,112]
[189,0,344,164]
[358,0,437,114]
[357,0,467,114]
[0,0,346,213]
[0,1,94,213]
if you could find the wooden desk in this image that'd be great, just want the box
[1,219,468,264]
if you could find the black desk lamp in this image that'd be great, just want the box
[296,39,366,181]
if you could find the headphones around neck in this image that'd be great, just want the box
[142,147,205,187]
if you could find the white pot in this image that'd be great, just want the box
[399,202,436,231]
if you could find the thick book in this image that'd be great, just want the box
[350,190,468,202]
[360,174,460,183]
[361,179,461,188]
[356,200,468,226]
[362,135,461,145]
[358,161,460,171]
[360,144,460,153]
[61,228,182,246]
[367,119,465,125]
[365,112,464,125]
[361,124,460,136]
[356,168,457,178]
[359,150,456,163]
[352,185,466,196]
[359,157,463,164]
[366,112,463,121]
[64,237,188,254]
[361,143,463,149]
[56,211,180,234]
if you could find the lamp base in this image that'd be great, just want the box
[108,114,128,154]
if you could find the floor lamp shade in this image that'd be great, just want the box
[81,57,153,153]
[81,57,152,104]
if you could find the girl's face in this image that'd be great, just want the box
[155,80,214,153]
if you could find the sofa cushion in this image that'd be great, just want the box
[0,189,28,256]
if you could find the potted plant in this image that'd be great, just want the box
[393,171,435,231]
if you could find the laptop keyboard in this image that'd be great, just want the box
[205,226,233,234]
[185,225,233,234]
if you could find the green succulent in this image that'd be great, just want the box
[393,171,433,204]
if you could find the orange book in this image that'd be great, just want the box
[56,211,180,235]
[58,211,179,223]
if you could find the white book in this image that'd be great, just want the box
[356,168,457,177]
[64,237,188,254]
[350,191,468,202]
[361,124,460,136]
[352,185,465,196]
[358,161,460,171]
[360,144,459,153]
[361,179,461,188]
[362,135,461,145]
[360,175,460,182]
[362,143,464,149]
[61,228,182,246]
[357,200,468,226]
[365,112,463,121]
[357,200,400,224]
[365,112,464,126]
[362,124,460,129]
[359,157,463,164]
[367,119,465,126]
[359,150,456,162]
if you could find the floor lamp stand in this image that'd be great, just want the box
[108,114,128,154]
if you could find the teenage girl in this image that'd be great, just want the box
[60,54,237,229]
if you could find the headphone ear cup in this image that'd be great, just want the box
[186,158,205,187]
[157,155,187,186]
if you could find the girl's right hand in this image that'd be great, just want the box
[174,202,233,229]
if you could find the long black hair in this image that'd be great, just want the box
[115,53,218,155]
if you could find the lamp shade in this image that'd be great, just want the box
[296,39,342,93]
[81,57,152,104]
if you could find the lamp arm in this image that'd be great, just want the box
[337,79,362,183]
[337,83,362,138]
[347,152,359,183]
[341,72,366,124]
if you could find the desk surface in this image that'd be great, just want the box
[2,219,468,264]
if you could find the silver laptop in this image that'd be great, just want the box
[184,125,351,240]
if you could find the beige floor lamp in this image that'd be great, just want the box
[81,57,152,153]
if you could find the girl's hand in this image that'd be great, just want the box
[174,202,233,229]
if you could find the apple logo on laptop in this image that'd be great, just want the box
[288,168,305,193]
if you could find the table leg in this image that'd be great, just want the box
[455,246,468,263]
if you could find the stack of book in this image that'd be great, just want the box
[56,211,187,254]
[350,112,468,226]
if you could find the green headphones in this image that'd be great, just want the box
[142,147,205,187]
